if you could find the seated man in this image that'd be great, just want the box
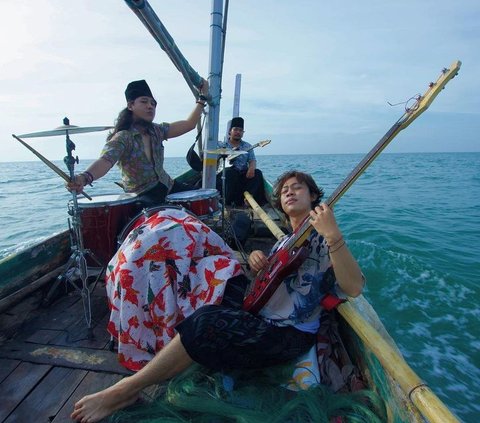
[71,170,364,423]
[216,117,267,207]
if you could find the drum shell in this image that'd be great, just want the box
[74,194,138,266]
[165,189,220,219]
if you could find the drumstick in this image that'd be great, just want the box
[12,134,92,201]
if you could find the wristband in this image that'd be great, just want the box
[329,240,346,253]
[84,171,94,183]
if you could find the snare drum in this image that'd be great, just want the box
[74,193,138,266]
[165,189,220,219]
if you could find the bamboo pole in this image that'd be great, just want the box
[337,302,459,422]
[243,191,285,240]
[245,198,460,423]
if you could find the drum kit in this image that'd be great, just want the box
[14,120,248,334]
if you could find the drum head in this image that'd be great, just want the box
[166,188,218,201]
[76,193,138,207]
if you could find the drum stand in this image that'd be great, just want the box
[43,118,104,338]
[218,154,230,236]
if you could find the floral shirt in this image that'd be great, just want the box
[259,230,342,334]
[100,122,173,194]
[106,208,243,371]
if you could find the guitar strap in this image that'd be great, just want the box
[320,294,346,311]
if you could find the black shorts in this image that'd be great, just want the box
[176,275,316,371]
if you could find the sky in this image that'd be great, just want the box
[1,0,479,162]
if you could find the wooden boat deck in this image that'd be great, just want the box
[0,279,136,423]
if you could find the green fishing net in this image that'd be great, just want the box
[110,364,386,423]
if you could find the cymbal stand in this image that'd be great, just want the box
[43,118,104,337]
[219,153,229,236]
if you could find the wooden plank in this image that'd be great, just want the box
[26,328,64,345]
[0,358,21,384]
[0,291,44,341]
[46,313,111,350]
[32,291,107,332]
[0,361,51,421]
[54,372,168,423]
[0,231,70,298]
[0,265,66,314]
[53,371,123,423]
[0,340,131,375]
[3,366,87,423]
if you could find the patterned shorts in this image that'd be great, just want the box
[176,275,316,371]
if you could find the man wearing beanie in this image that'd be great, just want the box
[68,78,209,206]
[217,117,267,206]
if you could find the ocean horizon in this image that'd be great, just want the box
[2,150,479,164]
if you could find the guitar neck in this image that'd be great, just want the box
[326,121,403,208]
[289,120,404,248]
[246,141,262,152]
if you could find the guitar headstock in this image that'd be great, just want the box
[399,60,461,130]
[256,139,271,148]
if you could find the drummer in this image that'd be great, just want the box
[67,79,209,207]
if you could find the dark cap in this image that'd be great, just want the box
[230,117,244,130]
[125,80,154,102]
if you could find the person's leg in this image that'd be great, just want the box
[220,168,242,207]
[245,169,267,206]
[71,335,193,423]
[177,305,316,371]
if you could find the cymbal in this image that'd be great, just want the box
[18,125,113,138]
[205,148,247,157]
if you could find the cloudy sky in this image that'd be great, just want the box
[1,0,478,162]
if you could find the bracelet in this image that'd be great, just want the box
[84,171,94,183]
[196,100,206,107]
[80,171,93,185]
[329,240,346,254]
[327,236,343,249]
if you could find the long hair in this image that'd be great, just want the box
[273,170,324,215]
[107,107,134,140]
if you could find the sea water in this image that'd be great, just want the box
[0,152,479,422]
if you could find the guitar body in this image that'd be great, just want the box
[243,244,310,314]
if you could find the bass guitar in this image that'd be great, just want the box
[243,61,461,314]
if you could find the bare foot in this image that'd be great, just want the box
[70,380,139,422]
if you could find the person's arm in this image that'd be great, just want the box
[67,157,113,193]
[309,203,364,297]
[167,79,209,139]
[246,159,256,178]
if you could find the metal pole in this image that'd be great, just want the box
[233,73,241,117]
[202,0,224,189]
